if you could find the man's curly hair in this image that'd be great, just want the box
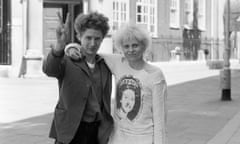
[74,12,109,37]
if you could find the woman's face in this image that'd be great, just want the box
[120,89,135,113]
[121,38,145,62]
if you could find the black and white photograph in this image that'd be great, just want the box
[0,0,240,144]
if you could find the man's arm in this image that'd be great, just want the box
[42,48,65,78]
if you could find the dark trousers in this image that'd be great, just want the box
[55,121,99,144]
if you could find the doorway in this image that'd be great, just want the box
[0,0,11,65]
[43,1,82,57]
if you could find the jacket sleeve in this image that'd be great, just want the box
[42,49,65,78]
[152,76,168,144]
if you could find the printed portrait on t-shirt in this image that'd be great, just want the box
[116,75,142,122]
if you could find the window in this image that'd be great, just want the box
[136,0,157,37]
[113,0,129,31]
[183,0,193,29]
[198,0,206,31]
[170,0,180,29]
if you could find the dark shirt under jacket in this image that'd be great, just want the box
[82,58,104,122]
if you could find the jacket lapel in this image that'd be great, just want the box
[73,60,91,77]
[99,61,111,113]
[100,61,107,91]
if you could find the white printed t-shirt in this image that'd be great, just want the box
[101,54,168,144]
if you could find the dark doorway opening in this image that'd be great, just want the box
[43,1,83,56]
[0,0,11,65]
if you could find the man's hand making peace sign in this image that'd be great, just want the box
[53,12,71,56]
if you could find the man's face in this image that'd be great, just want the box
[78,29,103,56]
[120,89,135,113]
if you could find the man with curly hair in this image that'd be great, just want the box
[42,12,113,144]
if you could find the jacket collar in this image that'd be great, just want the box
[73,54,104,77]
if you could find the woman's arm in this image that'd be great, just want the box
[64,43,81,59]
[98,53,121,74]
[152,78,168,144]
[65,44,121,74]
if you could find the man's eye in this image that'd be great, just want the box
[132,44,138,48]
[86,37,91,40]
[95,37,101,41]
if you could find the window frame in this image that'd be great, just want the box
[169,0,180,29]
[183,0,194,29]
[198,0,206,31]
[112,0,129,31]
[136,0,157,37]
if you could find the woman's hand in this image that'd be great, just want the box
[66,47,81,60]
[65,43,82,60]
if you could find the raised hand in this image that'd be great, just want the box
[54,12,71,53]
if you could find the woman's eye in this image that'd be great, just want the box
[123,45,129,49]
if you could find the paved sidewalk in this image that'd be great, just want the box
[167,70,240,144]
[227,124,240,144]
[0,61,240,144]
[207,109,240,144]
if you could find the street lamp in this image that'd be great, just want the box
[221,0,231,101]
